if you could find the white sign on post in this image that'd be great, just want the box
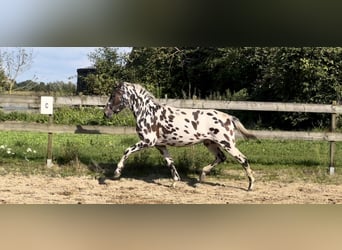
[40,96,54,115]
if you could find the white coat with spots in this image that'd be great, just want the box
[104,82,256,191]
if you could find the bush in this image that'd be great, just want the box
[0,110,48,123]
[0,107,136,126]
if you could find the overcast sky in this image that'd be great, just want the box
[11,47,131,83]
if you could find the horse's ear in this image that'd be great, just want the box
[115,82,125,89]
[111,82,121,91]
[107,83,119,96]
[112,82,125,94]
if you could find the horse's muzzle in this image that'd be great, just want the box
[104,110,113,119]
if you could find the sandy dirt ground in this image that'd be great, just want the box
[1,172,342,204]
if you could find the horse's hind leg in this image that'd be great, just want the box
[220,143,255,191]
[156,146,181,186]
[200,140,227,182]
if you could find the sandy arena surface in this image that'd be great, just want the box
[0,172,342,204]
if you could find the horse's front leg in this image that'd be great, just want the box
[114,141,149,179]
[155,145,180,187]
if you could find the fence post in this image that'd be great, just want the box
[329,101,337,175]
[40,96,54,167]
[47,115,53,167]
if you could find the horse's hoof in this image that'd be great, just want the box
[112,171,121,180]
[98,177,107,185]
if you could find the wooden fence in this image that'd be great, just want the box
[1,94,342,113]
[0,94,341,172]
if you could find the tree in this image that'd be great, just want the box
[0,48,34,94]
[84,47,128,95]
[45,81,76,96]
[85,46,342,129]
[126,47,187,97]
[245,47,342,129]
[126,47,250,99]
[0,68,6,92]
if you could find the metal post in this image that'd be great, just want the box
[329,101,337,175]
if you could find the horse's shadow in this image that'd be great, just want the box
[183,176,247,191]
[89,161,247,191]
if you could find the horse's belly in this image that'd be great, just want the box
[156,133,205,147]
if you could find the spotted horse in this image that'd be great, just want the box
[104,82,257,191]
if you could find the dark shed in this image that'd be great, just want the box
[76,67,96,94]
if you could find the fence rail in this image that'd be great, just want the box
[1,121,342,142]
[162,99,342,114]
[1,94,342,113]
[0,94,109,111]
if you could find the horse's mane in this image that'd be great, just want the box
[124,82,160,104]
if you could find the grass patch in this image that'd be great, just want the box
[0,131,342,184]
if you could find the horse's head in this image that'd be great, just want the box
[104,83,126,118]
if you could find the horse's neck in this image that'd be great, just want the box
[129,94,159,119]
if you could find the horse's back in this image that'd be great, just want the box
[155,105,234,146]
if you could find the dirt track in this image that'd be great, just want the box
[0,172,342,204]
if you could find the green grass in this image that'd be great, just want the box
[0,131,342,184]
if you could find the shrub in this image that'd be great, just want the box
[0,107,136,126]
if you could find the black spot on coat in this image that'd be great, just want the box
[191,121,197,130]
[192,110,200,120]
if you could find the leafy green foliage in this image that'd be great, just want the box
[13,80,76,95]
[83,47,129,95]
[122,47,342,130]
[244,48,342,129]
[53,107,135,126]
[0,107,136,126]
[0,110,48,123]
[126,47,188,97]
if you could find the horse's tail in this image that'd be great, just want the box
[232,116,258,140]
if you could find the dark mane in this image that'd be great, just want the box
[124,82,160,104]
[132,83,156,98]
